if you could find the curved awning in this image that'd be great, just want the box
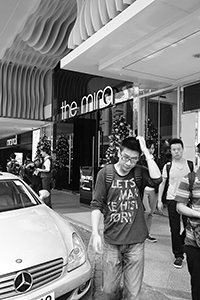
[1,0,77,69]
[68,0,136,49]
[0,0,77,121]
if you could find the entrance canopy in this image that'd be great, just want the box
[0,118,46,140]
[61,0,200,91]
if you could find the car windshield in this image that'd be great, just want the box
[0,179,40,212]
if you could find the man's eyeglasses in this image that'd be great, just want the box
[120,154,139,164]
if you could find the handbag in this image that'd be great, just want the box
[189,223,200,247]
[187,171,200,247]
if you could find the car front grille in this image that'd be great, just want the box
[0,258,64,299]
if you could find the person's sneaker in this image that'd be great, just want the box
[173,257,183,269]
[146,235,157,243]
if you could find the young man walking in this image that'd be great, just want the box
[158,138,194,269]
[175,167,200,300]
[91,136,161,300]
[139,140,158,243]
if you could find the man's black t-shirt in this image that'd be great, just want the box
[91,165,161,245]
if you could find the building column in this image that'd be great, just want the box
[137,98,146,136]
[177,87,182,138]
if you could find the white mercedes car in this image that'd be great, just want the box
[0,172,92,300]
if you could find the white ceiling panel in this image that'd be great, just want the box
[159,0,200,12]
[0,118,46,139]
[124,20,200,84]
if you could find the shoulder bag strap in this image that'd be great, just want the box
[105,164,114,192]
[188,171,195,207]
[187,160,194,172]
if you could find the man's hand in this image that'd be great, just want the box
[157,199,163,212]
[92,232,103,254]
[136,136,148,155]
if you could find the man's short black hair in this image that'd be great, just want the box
[40,145,51,155]
[10,153,16,159]
[120,137,142,155]
[26,153,32,160]
[169,138,184,148]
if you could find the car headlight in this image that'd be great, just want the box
[67,232,86,272]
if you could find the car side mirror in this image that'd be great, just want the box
[39,189,50,201]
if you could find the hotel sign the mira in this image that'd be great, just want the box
[61,86,113,120]
[61,85,139,120]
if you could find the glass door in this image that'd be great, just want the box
[146,97,174,169]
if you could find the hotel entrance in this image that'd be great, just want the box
[145,91,177,169]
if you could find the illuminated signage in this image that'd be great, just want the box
[6,135,18,147]
[80,174,93,191]
[61,85,139,120]
[61,86,114,120]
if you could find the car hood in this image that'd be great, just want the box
[0,205,72,274]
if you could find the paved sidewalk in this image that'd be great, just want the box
[51,189,192,300]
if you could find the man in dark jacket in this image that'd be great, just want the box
[6,153,20,175]
[36,146,52,208]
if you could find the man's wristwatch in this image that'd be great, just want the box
[146,154,154,161]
